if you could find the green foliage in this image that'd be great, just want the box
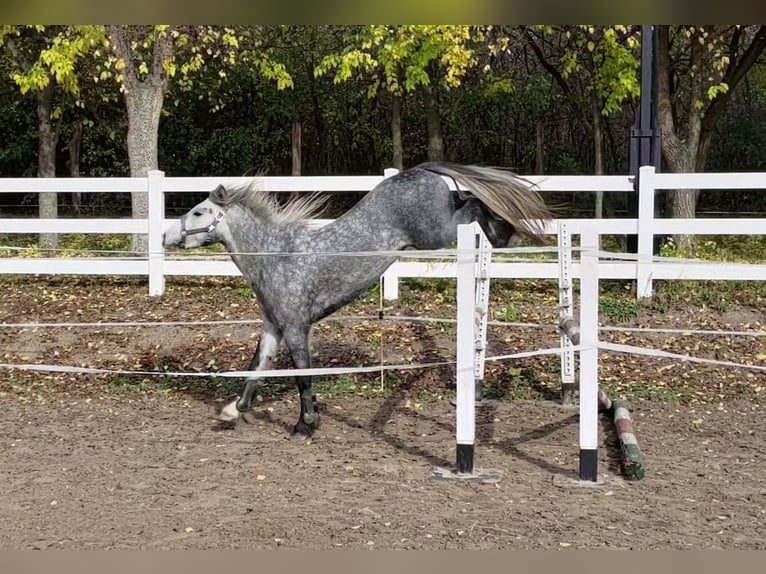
[497,305,521,323]
[541,25,641,116]
[650,235,766,312]
[707,61,766,177]
[1,25,104,99]
[0,233,131,257]
[0,76,36,175]
[676,25,733,111]
[659,235,766,263]
[0,24,765,209]
[315,25,483,96]
[599,294,641,322]
[1,25,295,126]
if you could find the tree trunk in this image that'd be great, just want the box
[592,97,604,219]
[534,119,544,173]
[291,120,302,176]
[124,82,164,255]
[36,80,59,252]
[664,143,708,254]
[655,25,766,255]
[69,119,83,216]
[390,93,403,170]
[108,25,173,256]
[422,84,444,161]
[307,61,328,173]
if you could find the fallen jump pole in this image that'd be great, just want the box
[558,314,646,481]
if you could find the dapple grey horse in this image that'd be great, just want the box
[163,162,552,437]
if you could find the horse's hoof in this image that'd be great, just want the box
[219,399,241,422]
[292,417,319,439]
[291,432,312,443]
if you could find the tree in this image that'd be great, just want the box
[315,25,483,169]
[524,25,641,217]
[0,25,100,250]
[656,25,766,251]
[95,25,293,253]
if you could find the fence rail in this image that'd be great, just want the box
[2,166,766,299]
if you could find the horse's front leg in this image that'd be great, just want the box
[283,326,319,437]
[219,320,282,422]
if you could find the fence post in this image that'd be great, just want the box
[579,225,600,482]
[455,223,477,475]
[147,170,166,296]
[636,165,656,298]
[382,265,400,300]
[381,167,401,299]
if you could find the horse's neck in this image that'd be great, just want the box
[221,201,408,256]
[220,205,286,257]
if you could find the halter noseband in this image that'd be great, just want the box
[179,207,226,239]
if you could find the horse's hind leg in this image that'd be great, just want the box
[219,320,282,422]
[283,325,320,437]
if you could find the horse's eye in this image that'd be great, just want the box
[193,211,202,217]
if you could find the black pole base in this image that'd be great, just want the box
[456,443,474,475]
[579,449,598,482]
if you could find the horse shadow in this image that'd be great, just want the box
[136,339,624,478]
[322,387,625,479]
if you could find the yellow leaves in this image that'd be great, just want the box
[257,58,293,90]
[222,31,239,49]
[706,83,729,101]
[316,25,480,95]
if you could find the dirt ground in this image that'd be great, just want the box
[1,276,765,549]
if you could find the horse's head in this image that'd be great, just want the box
[163,184,229,250]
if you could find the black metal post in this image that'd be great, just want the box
[627,25,661,254]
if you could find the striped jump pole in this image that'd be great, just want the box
[611,399,645,481]
[558,313,645,481]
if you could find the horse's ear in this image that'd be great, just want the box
[210,184,227,205]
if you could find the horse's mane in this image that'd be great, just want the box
[210,178,329,227]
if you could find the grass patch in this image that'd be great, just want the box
[400,278,457,305]
[0,232,228,257]
[496,304,521,323]
[599,294,642,322]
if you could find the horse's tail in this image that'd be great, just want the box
[416,162,554,244]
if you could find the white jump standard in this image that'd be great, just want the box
[433,222,501,484]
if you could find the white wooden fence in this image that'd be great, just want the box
[2,166,766,299]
